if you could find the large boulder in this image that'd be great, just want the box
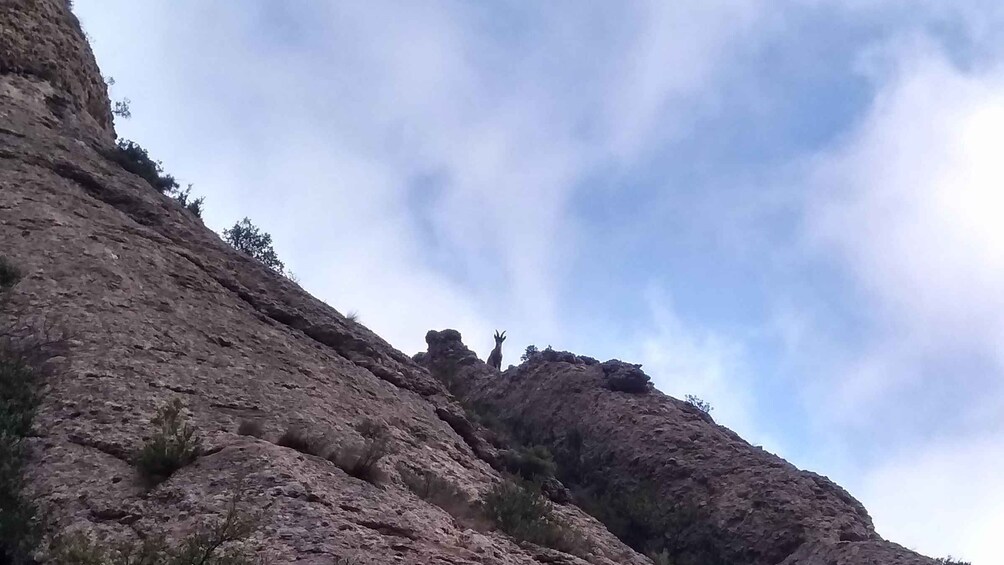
[600,360,651,394]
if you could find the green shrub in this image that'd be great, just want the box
[328,420,393,483]
[400,467,483,527]
[0,273,52,563]
[136,399,203,484]
[0,350,41,565]
[48,488,262,564]
[575,485,666,552]
[169,491,260,564]
[935,557,971,565]
[572,482,726,565]
[105,139,205,218]
[519,345,560,363]
[520,345,539,362]
[684,395,712,414]
[482,478,575,552]
[171,184,205,219]
[107,139,178,194]
[222,218,285,274]
[551,428,586,484]
[0,257,20,290]
[501,445,557,482]
[47,531,114,564]
[111,98,131,120]
[237,419,264,439]
[276,427,327,457]
[48,532,169,564]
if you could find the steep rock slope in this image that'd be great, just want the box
[420,330,939,565]
[0,1,647,563]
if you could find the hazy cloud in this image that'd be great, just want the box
[802,36,1004,563]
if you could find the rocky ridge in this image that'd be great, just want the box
[0,1,942,564]
[420,330,939,565]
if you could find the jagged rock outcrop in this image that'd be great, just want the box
[0,2,648,563]
[0,0,113,142]
[599,360,652,394]
[420,330,939,565]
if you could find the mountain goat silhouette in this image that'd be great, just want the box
[487,330,506,370]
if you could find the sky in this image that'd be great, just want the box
[73,2,1004,562]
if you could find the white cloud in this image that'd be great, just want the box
[602,1,765,160]
[802,37,1004,562]
[630,286,787,453]
[808,43,1004,397]
[860,434,1004,564]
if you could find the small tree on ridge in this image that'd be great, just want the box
[223,218,285,274]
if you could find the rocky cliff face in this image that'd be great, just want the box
[0,0,112,143]
[0,2,938,564]
[420,331,938,565]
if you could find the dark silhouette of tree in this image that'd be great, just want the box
[223,218,285,274]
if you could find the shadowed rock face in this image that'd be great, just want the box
[420,330,939,565]
[0,3,647,563]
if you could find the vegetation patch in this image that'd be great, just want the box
[136,399,203,485]
[684,395,713,414]
[451,383,733,563]
[0,257,21,290]
[0,344,41,564]
[400,467,484,528]
[520,345,540,362]
[401,466,578,554]
[223,218,285,275]
[574,484,668,553]
[482,477,578,553]
[170,184,204,218]
[433,364,466,398]
[276,427,328,457]
[327,419,393,484]
[105,139,177,194]
[481,415,729,564]
[0,257,42,564]
[103,139,205,218]
[520,344,558,363]
[237,419,265,439]
[567,466,731,564]
[48,488,264,564]
[500,445,557,482]
[273,420,393,485]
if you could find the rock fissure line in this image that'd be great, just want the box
[66,434,133,465]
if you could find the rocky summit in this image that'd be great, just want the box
[1,1,940,564]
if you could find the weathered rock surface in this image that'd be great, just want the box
[1,2,646,563]
[420,330,939,565]
[0,0,113,142]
